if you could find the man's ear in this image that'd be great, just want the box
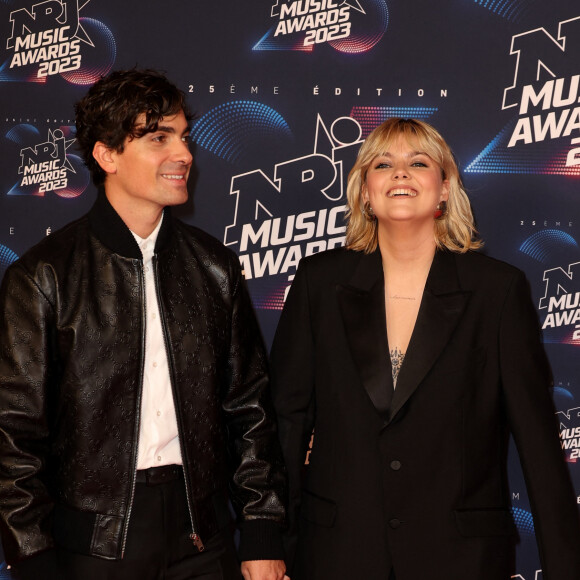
[92,142,117,175]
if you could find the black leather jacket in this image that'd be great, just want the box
[0,194,286,564]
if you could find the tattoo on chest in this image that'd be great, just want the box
[390,347,405,387]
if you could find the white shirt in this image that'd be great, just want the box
[131,217,183,469]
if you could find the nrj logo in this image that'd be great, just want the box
[3,0,116,84]
[6,0,93,79]
[503,15,580,167]
[15,129,76,196]
[224,115,361,308]
[538,261,580,340]
[511,572,543,580]
[556,406,580,462]
[254,0,388,53]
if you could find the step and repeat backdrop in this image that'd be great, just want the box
[1,0,580,578]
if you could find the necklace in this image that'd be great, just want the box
[388,294,417,300]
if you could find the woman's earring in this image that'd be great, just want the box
[434,200,447,219]
[362,201,376,222]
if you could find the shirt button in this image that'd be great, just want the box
[153,361,158,368]
[390,460,402,471]
[157,455,162,462]
[152,312,156,319]
[389,518,401,529]
[145,266,150,272]
[157,411,161,417]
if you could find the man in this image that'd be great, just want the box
[0,69,287,580]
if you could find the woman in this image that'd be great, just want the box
[270,118,580,580]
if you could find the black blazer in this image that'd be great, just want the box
[270,247,580,580]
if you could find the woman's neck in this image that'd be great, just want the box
[378,226,437,275]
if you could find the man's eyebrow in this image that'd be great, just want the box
[155,125,177,134]
[155,125,192,135]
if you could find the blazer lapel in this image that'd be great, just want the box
[387,250,471,423]
[337,250,394,418]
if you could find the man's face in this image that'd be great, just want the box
[105,110,192,215]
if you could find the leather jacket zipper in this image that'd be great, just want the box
[153,255,204,552]
[120,260,146,558]
[190,532,205,551]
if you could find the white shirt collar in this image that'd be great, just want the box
[130,214,164,257]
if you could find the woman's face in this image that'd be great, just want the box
[363,134,449,229]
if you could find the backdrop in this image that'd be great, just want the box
[1,1,579,578]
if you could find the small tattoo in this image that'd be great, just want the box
[390,347,405,387]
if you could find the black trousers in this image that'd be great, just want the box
[55,467,242,580]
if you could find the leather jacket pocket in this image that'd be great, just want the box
[454,508,516,537]
[300,489,337,528]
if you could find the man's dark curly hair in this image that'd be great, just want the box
[74,68,193,186]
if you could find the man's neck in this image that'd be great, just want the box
[105,190,164,238]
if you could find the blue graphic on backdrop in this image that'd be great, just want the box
[350,106,437,137]
[0,244,18,280]
[472,0,528,23]
[553,385,574,402]
[191,101,293,166]
[0,562,10,580]
[511,506,535,538]
[520,230,578,263]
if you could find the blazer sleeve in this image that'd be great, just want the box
[270,260,317,569]
[219,256,287,561]
[499,269,580,579]
[0,262,56,563]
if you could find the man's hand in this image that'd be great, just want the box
[241,559,289,580]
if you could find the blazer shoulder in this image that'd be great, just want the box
[448,250,533,306]
[454,250,523,282]
[299,246,365,278]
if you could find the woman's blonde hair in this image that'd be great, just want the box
[345,118,481,253]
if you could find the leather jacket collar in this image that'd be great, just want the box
[87,191,173,259]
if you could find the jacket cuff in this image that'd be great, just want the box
[238,519,285,562]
